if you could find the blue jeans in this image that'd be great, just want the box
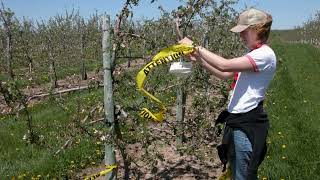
[231,130,252,180]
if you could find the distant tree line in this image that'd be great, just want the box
[298,10,320,45]
[280,10,320,46]
[0,1,243,87]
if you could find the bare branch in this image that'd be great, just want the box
[87,118,104,125]
[27,84,103,102]
[54,138,72,156]
[114,0,131,36]
[119,32,145,39]
[174,13,183,40]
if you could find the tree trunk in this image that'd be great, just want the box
[28,56,33,73]
[5,29,14,79]
[127,46,131,68]
[48,51,58,89]
[102,14,117,180]
[202,30,210,96]
[80,30,87,80]
[176,79,186,144]
[174,16,187,144]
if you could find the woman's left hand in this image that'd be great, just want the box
[178,37,193,46]
[179,37,198,62]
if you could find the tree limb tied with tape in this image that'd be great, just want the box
[136,44,194,122]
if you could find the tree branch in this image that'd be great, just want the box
[174,14,183,40]
[114,0,131,36]
[119,32,145,39]
[27,84,103,102]
[54,138,72,156]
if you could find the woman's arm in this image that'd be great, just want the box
[195,46,254,72]
[179,37,254,72]
[192,53,234,80]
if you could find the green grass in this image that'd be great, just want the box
[259,41,320,179]
[0,89,105,178]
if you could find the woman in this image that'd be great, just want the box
[179,8,276,180]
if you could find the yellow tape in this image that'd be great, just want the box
[136,44,194,122]
[84,165,117,180]
[218,166,232,180]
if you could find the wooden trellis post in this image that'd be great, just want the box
[102,14,117,180]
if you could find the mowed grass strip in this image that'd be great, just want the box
[259,42,320,179]
[0,90,104,178]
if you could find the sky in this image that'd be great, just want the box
[2,0,320,30]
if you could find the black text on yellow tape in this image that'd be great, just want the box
[136,44,194,122]
[142,50,184,76]
[84,165,117,180]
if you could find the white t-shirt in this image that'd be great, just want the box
[228,45,276,113]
